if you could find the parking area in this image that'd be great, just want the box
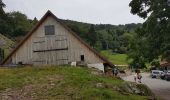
[123,73,170,100]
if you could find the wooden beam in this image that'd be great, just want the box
[33,41,45,43]
[33,60,45,62]
[55,39,67,41]
[56,59,68,61]
[33,48,68,52]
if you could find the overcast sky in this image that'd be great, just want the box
[3,0,144,25]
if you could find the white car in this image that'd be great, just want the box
[151,70,163,78]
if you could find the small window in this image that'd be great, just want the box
[80,55,85,61]
[45,25,55,35]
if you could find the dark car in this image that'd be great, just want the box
[160,71,166,79]
[164,71,170,81]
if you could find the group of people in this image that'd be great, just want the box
[111,68,142,83]
[134,69,142,83]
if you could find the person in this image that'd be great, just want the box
[134,73,137,82]
[115,69,118,76]
[112,68,118,76]
[137,73,142,83]
[112,68,115,76]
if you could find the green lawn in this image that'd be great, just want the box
[0,66,149,100]
[101,50,131,65]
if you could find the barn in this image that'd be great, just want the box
[1,11,114,72]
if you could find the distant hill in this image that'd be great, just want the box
[61,19,142,32]
[61,19,142,53]
[0,9,142,53]
[1,18,142,55]
[0,33,15,57]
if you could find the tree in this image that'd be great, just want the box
[0,0,5,14]
[8,11,34,36]
[129,0,170,19]
[87,24,98,46]
[0,0,9,35]
[32,17,38,25]
[127,31,148,69]
[129,0,170,62]
[162,50,170,62]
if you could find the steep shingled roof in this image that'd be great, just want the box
[1,10,114,67]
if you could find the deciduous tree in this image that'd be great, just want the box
[0,0,5,14]
[129,0,170,62]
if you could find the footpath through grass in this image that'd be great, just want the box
[0,66,148,100]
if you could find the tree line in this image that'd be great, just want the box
[0,0,38,39]
[61,19,141,53]
[0,0,141,54]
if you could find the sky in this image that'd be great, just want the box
[3,0,144,25]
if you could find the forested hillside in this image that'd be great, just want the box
[0,5,142,54]
[61,19,142,53]
[0,11,38,38]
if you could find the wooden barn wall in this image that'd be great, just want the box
[11,16,103,65]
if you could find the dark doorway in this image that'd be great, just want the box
[0,48,4,63]
[80,55,85,61]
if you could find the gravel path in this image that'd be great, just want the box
[122,73,170,100]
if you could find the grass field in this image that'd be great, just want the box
[0,66,149,100]
[101,50,131,65]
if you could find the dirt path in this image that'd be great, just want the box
[122,73,170,100]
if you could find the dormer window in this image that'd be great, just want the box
[45,25,55,35]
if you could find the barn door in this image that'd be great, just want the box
[32,37,46,65]
[33,35,69,65]
[51,35,69,65]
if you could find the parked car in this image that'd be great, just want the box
[164,71,170,81]
[151,70,163,78]
[160,71,166,79]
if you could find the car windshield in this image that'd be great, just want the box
[153,72,159,74]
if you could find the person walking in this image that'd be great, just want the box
[134,73,137,82]
[112,68,118,77]
[137,73,142,83]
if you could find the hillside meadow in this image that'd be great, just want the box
[0,66,151,100]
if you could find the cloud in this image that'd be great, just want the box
[3,0,144,25]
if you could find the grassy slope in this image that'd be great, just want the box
[0,34,15,57]
[101,51,152,70]
[101,50,131,65]
[0,66,147,100]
